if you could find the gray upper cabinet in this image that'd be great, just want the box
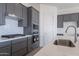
[25,7,39,35]
[58,13,79,28]
[37,12,39,24]
[0,41,11,56]
[0,3,6,25]
[6,3,16,15]
[77,20,79,27]
[6,3,28,27]
[63,14,71,22]
[15,3,23,18]
[6,3,25,19]
[71,13,78,21]
[32,8,36,23]
[77,14,79,27]
[32,7,39,24]
[22,5,27,27]
[18,4,27,27]
[57,15,63,28]
[63,13,78,22]
[63,13,79,27]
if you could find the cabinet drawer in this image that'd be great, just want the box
[32,41,39,49]
[12,38,27,44]
[0,41,11,48]
[12,48,26,56]
[0,46,11,56]
[27,37,33,52]
[12,41,27,52]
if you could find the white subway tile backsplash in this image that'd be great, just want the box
[57,22,79,36]
[0,18,23,36]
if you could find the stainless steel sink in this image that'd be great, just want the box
[54,39,75,47]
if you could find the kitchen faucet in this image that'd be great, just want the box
[65,25,77,43]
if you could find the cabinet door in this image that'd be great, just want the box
[12,48,26,56]
[32,7,39,24]
[32,41,39,50]
[22,5,27,27]
[6,3,16,15]
[27,37,33,52]
[71,13,78,21]
[35,11,39,24]
[37,12,39,24]
[12,38,28,56]
[32,8,36,23]
[18,5,27,27]
[32,35,39,50]
[77,14,79,27]
[63,14,72,21]
[0,3,6,25]
[57,15,63,28]
[77,20,79,27]
[15,3,22,18]
[0,41,11,56]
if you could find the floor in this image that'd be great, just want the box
[26,47,42,56]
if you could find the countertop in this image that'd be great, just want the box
[34,36,79,56]
[0,35,32,42]
[57,33,79,36]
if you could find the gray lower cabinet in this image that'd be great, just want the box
[32,41,39,50]
[12,38,28,56]
[12,48,26,56]
[32,35,39,50]
[0,41,11,56]
[57,15,63,28]
[0,36,39,56]
[27,36,33,52]
[0,3,6,25]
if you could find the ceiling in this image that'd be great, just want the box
[43,3,79,10]
[23,3,79,11]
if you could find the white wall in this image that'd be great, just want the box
[0,18,23,36]
[40,4,57,47]
[64,22,77,36]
